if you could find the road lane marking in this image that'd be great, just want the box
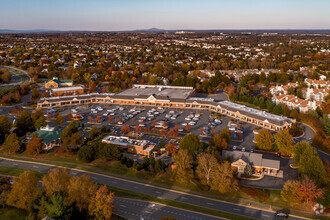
[156,191,162,194]
[233,208,240,211]
[145,211,151,214]
[262,214,270,217]
[112,181,118,184]
[32,165,38,168]
[207,202,214,205]
[13,163,18,166]
[92,177,97,180]
[133,186,139,189]
[180,197,187,200]
[119,205,126,208]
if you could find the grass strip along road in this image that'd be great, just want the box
[0,157,311,220]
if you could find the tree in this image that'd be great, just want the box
[38,192,71,219]
[196,153,218,185]
[220,128,231,143]
[255,129,273,151]
[210,133,228,151]
[172,149,193,181]
[67,174,98,212]
[296,143,327,186]
[55,114,64,124]
[88,185,114,220]
[293,142,309,165]
[78,146,95,163]
[70,132,83,149]
[16,110,34,136]
[179,134,203,157]
[2,133,20,153]
[154,159,166,173]
[34,116,46,130]
[300,176,323,205]
[281,180,304,205]
[274,129,294,156]
[42,168,70,196]
[165,142,177,155]
[0,115,11,144]
[31,88,39,99]
[89,81,97,93]
[244,164,253,177]
[210,161,237,193]
[26,134,44,156]
[98,144,122,161]
[89,127,100,139]
[121,125,131,134]
[6,171,40,210]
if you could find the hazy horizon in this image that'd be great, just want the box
[1,0,330,31]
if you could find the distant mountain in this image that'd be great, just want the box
[133,28,166,32]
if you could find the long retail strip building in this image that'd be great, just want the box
[37,84,295,131]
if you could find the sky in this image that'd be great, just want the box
[0,0,329,31]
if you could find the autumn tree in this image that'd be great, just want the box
[165,142,177,155]
[185,124,191,132]
[88,185,114,219]
[6,171,40,210]
[210,133,228,151]
[210,161,237,193]
[55,114,64,124]
[42,168,70,196]
[26,134,44,156]
[172,149,193,181]
[281,180,304,205]
[220,128,231,143]
[67,174,98,212]
[89,81,97,93]
[255,129,273,151]
[0,115,11,144]
[121,125,131,134]
[300,176,323,205]
[2,133,20,153]
[274,129,294,156]
[196,153,218,185]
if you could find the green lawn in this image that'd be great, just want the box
[0,207,27,220]
[0,166,43,179]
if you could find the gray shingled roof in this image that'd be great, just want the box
[222,150,280,169]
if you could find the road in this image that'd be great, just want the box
[0,66,31,88]
[114,198,222,220]
[0,157,309,220]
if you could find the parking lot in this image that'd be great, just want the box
[44,103,260,150]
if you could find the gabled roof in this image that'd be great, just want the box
[28,127,62,145]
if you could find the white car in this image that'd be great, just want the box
[181,123,187,126]
[171,116,176,120]
[185,117,191,121]
[241,147,246,152]
[71,109,78,113]
[188,121,196,126]
[193,117,199,121]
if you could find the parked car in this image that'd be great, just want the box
[241,147,245,152]
[233,145,237,150]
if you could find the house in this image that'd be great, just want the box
[222,150,281,177]
[45,77,73,89]
[303,87,329,102]
[27,125,62,150]
[304,78,330,89]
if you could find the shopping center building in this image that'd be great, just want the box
[37,84,294,131]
